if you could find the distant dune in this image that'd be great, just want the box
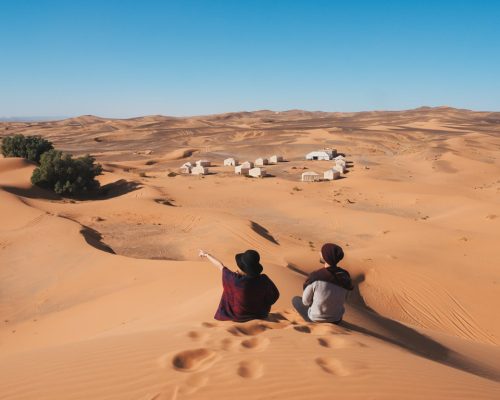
[0,116,67,122]
[1,107,499,400]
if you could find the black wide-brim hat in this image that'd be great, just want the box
[235,249,263,277]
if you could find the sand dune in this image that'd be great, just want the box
[1,107,499,399]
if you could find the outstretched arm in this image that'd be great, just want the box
[198,249,225,271]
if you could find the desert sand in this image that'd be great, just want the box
[1,106,499,399]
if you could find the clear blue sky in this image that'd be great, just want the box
[1,0,499,117]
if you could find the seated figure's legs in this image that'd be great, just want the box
[292,296,312,322]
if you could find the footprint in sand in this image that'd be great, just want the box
[280,309,304,324]
[315,357,350,376]
[294,323,347,335]
[219,337,240,351]
[171,348,217,372]
[240,336,270,351]
[227,321,269,336]
[227,319,291,337]
[187,330,209,342]
[318,336,346,348]
[313,324,346,335]
[237,359,264,379]
[317,336,366,349]
[293,325,312,333]
[201,321,219,328]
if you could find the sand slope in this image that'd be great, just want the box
[1,107,499,399]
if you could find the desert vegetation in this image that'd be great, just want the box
[1,134,53,163]
[31,150,102,195]
[2,134,102,196]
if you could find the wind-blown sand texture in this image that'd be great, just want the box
[1,107,500,399]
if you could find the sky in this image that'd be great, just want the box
[1,0,499,118]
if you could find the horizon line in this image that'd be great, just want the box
[1,105,499,123]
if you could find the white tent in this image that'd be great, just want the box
[235,165,250,175]
[324,169,341,180]
[255,157,269,166]
[224,158,238,166]
[325,148,338,157]
[240,161,254,169]
[180,161,193,174]
[249,167,266,178]
[333,164,346,174]
[301,171,321,182]
[196,160,211,167]
[191,165,208,175]
[306,150,333,161]
[269,155,283,164]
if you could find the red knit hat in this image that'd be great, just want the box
[321,243,344,266]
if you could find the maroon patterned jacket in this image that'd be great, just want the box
[214,267,280,322]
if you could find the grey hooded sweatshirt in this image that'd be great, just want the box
[302,280,348,322]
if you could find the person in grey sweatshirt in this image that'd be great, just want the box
[299,243,353,323]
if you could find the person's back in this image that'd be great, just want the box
[302,280,348,323]
[198,248,280,322]
[216,267,279,322]
[298,243,353,324]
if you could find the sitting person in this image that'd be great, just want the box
[198,249,280,322]
[300,243,353,323]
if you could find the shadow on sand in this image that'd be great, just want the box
[96,179,142,199]
[2,179,142,201]
[344,274,500,382]
[80,225,115,254]
[1,185,62,200]
[288,269,500,382]
[250,221,279,245]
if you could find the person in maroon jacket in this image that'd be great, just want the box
[198,249,280,322]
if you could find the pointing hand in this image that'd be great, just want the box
[198,249,208,258]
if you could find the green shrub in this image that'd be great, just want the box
[1,134,54,163]
[31,150,102,195]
